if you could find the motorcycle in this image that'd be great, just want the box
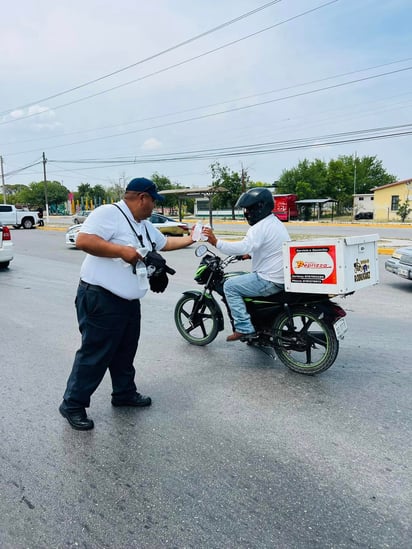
[174,244,349,375]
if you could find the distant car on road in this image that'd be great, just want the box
[0,223,14,268]
[65,213,190,248]
[73,210,92,224]
[65,224,82,248]
[385,246,412,281]
[354,211,373,220]
[149,213,190,236]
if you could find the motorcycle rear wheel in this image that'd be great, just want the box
[272,307,339,374]
[174,295,219,346]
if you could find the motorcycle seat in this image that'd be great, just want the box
[247,291,330,305]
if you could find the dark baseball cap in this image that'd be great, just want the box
[126,177,165,202]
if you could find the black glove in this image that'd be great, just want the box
[144,251,176,293]
[144,251,176,275]
[144,251,166,271]
[149,270,169,293]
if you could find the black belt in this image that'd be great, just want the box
[79,280,139,302]
[79,279,112,294]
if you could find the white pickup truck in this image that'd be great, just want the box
[0,204,39,229]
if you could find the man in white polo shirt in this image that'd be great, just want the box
[59,177,194,430]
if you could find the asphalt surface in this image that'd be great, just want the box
[0,227,411,549]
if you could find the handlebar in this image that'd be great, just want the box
[195,244,249,267]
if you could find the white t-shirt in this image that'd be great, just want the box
[79,201,167,300]
[216,214,290,284]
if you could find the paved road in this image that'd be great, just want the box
[0,229,411,548]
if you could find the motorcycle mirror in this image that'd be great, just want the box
[195,244,208,257]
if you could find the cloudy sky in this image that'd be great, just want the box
[1,0,411,192]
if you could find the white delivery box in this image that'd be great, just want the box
[283,234,379,294]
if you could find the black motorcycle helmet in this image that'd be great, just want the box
[235,188,274,225]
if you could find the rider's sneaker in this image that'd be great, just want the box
[226,331,257,342]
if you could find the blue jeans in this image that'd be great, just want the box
[223,273,284,334]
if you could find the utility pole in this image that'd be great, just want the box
[353,151,357,195]
[352,151,357,220]
[1,156,6,203]
[42,152,49,222]
[241,164,246,192]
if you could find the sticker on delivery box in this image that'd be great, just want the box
[289,245,337,284]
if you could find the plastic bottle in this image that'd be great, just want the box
[135,261,147,277]
[192,221,203,242]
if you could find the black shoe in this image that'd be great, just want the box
[59,403,94,430]
[111,393,152,407]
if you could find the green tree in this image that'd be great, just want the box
[278,155,396,216]
[3,183,27,200]
[328,155,396,212]
[277,159,327,198]
[151,173,175,213]
[397,200,411,222]
[150,173,194,216]
[91,184,107,206]
[354,155,396,192]
[249,180,270,188]
[14,180,69,210]
[77,183,92,202]
[326,159,352,214]
[210,162,246,219]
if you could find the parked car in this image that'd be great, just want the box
[149,213,190,236]
[385,246,412,280]
[65,224,82,248]
[73,210,92,224]
[0,223,14,268]
[397,248,412,281]
[354,211,373,220]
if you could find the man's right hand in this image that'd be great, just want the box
[121,245,144,266]
[203,227,217,246]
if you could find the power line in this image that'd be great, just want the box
[47,122,412,167]
[6,64,411,156]
[4,55,411,148]
[0,0,283,118]
[3,159,43,178]
[0,0,339,126]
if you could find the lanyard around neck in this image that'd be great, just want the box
[113,204,155,251]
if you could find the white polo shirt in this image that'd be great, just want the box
[79,201,167,300]
[215,214,290,284]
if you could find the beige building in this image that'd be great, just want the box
[371,178,412,222]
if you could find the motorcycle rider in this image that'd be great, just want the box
[203,188,291,341]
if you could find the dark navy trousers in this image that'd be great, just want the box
[62,282,141,411]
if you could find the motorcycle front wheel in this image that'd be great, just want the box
[272,307,339,374]
[174,295,219,346]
